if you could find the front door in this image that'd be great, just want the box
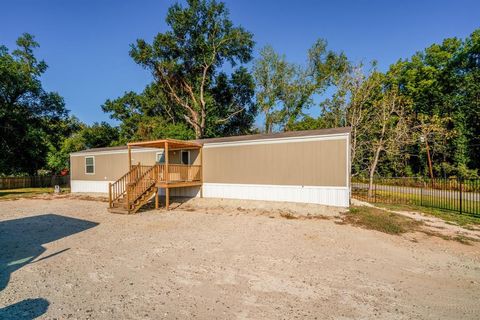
[181,150,190,165]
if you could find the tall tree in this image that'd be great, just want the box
[47,122,120,173]
[128,0,256,139]
[252,46,289,133]
[0,34,69,175]
[364,82,411,194]
[253,40,348,133]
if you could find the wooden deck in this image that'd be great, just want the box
[108,139,203,214]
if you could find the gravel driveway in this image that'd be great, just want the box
[1,197,479,319]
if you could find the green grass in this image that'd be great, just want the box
[0,187,70,199]
[343,206,478,244]
[376,202,480,227]
[354,189,480,220]
[341,206,423,235]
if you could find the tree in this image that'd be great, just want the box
[0,34,70,175]
[128,0,256,139]
[365,83,411,195]
[102,82,196,143]
[392,30,480,178]
[252,46,289,133]
[47,122,120,173]
[253,40,348,133]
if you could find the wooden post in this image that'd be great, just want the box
[199,146,203,198]
[108,183,112,208]
[165,141,169,210]
[155,188,159,209]
[166,187,170,210]
[128,145,132,170]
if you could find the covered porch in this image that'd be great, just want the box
[128,139,203,210]
[109,139,203,213]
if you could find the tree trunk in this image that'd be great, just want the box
[264,111,272,133]
[368,144,382,198]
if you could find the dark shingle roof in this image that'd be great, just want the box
[193,127,351,144]
[71,127,350,154]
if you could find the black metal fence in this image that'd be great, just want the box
[0,175,70,190]
[352,177,480,216]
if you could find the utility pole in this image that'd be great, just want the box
[421,134,434,180]
[425,137,434,180]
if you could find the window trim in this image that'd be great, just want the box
[85,156,95,175]
[181,150,190,165]
[156,150,165,164]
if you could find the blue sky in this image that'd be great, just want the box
[1,0,479,126]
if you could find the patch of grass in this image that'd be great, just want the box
[377,202,480,227]
[280,211,298,219]
[420,229,477,245]
[356,189,480,217]
[343,206,423,235]
[0,187,70,200]
[452,235,477,245]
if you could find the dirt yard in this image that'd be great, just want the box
[1,197,479,319]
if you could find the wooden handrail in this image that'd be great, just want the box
[109,164,139,207]
[125,164,158,211]
[156,164,202,183]
[109,164,152,207]
[109,162,203,212]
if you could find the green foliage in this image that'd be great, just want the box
[47,122,119,173]
[253,40,348,132]
[0,34,71,175]
[122,0,256,139]
[3,6,479,181]
[289,29,480,179]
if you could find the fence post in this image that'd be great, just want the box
[374,179,377,203]
[420,183,423,207]
[459,179,463,215]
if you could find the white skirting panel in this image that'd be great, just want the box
[71,180,113,193]
[202,183,350,207]
[158,186,201,197]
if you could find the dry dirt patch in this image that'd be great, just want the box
[1,198,479,319]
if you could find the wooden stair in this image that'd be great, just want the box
[108,164,159,214]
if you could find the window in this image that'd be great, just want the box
[181,150,190,165]
[85,156,95,174]
[156,151,165,164]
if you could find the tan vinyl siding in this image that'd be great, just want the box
[71,153,132,181]
[71,148,201,181]
[203,138,348,187]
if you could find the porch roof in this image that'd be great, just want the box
[127,138,202,150]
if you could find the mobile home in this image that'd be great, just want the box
[70,127,351,213]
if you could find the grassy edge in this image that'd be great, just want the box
[340,206,423,235]
[344,206,478,245]
[374,202,480,227]
[0,187,71,200]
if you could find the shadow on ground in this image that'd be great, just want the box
[0,214,98,319]
[0,298,49,320]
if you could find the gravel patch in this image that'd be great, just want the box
[1,198,479,319]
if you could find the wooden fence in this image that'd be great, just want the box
[0,175,70,190]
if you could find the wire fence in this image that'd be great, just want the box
[0,175,70,190]
[352,177,480,217]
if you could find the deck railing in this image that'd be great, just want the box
[110,164,139,205]
[109,163,203,209]
[162,164,202,182]
[125,165,159,210]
